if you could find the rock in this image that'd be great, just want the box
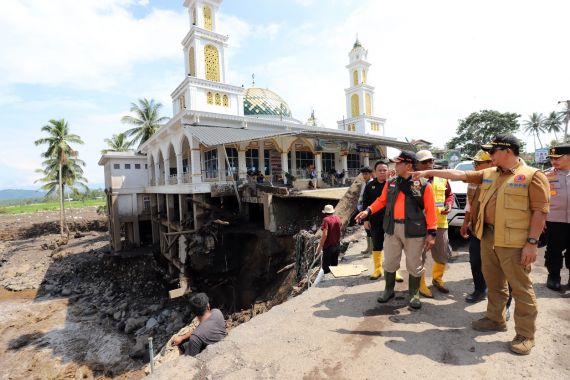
[129,335,148,358]
[125,317,146,334]
[146,317,159,330]
[113,311,122,321]
[161,309,171,318]
[61,288,72,296]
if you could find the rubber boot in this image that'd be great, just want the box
[419,272,433,298]
[432,262,449,293]
[408,275,422,309]
[370,251,383,280]
[361,236,372,255]
[395,270,404,283]
[377,271,396,303]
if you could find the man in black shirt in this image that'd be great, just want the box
[171,293,227,356]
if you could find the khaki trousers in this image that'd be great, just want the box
[384,223,426,277]
[431,228,451,264]
[481,226,538,338]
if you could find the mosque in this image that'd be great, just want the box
[99,0,411,285]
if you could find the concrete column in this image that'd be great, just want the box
[164,155,171,185]
[363,153,370,167]
[191,148,202,183]
[341,154,348,184]
[147,156,152,186]
[281,151,289,184]
[238,148,247,180]
[176,153,183,184]
[315,153,322,188]
[217,146,226,180]
[259,144,265,174]
[291,145,297,174]
[154,163,160,186]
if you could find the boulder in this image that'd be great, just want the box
[125,317,147,334]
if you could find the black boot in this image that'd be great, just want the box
[546,274,561,291]
[465,290,487,303]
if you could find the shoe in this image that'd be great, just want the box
[509,334,535,355]
[395,271,404,283]
[377,272,396,303]
[361,236,372,255]
[471,317,507,332]
[465,290,487,303]
[432,262,449,293]
[546,274,561,291]
[408,275,422,309]
[369,251,383,280]
[505,306,511,322]
[419,273,433,298]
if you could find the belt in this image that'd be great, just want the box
[394,219,405,224]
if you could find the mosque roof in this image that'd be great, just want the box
[243,87,292,118]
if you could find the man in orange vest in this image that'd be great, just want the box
[412,134,550,355]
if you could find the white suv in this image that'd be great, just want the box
[446,161,474,229]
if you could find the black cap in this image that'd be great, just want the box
[548,144,570,158]
[481,134,520,152]
[360,166,373,173]
[390,150,417,164]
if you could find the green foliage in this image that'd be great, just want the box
[35,156,88,196]
[446,110,521,157]
[101,132,134,154]
[0,199,105,214]
[121,98,170,147]
[523,112,546,150]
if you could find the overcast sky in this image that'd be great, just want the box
[1,0,568,189]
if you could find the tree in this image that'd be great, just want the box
[544,111,564,142]
[446,110,521,157]
[34,119,84,236]
[121,98,169,147]
[558,100,570,143]
[101,132,134,154]
[523,112,546,151]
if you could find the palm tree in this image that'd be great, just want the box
[559,100,570,143]
[35,156,88,196]
[121,98,170,146]
[544,111,563,142]
[34,119,84,236]
[101,133,134,154]
[523,113,545,151]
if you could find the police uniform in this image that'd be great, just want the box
[465,142,550,346]
[545,144,570,290]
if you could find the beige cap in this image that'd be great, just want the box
[322,204,335,214]
[416,150,434,162]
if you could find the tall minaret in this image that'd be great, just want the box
[172,0,244,116]
[337,38,385,136]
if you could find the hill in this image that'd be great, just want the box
[0,189,46,201]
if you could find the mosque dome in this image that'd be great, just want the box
[243,87,292,118]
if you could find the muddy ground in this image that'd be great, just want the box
[149,235,570,379]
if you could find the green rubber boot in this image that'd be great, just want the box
[361,236,372,255]
[408,275,422,309]
[377,271,396,303]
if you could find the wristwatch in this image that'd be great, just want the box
[427,230,437,237]
[526,237,538,245]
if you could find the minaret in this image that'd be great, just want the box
[172,0,244,116]
[337,38,385,135]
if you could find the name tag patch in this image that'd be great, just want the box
[508,183,527,188]
[483,179,493,183]
[514,174,526,182]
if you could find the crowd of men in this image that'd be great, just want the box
[349,135,570,355]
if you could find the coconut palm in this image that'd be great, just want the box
[523,113,546,151]
[121,98,170,146]
[544,111,564,142]
[101,133,134,154]
[35,156,88,196]
[34,119,84,236]
[559,101,570,143]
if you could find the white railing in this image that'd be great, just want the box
[180,172,192,184]
[346,169,360,178]
[168,174,178,185]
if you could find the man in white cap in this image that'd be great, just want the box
[317,204,342,274]
[414,149,454,297]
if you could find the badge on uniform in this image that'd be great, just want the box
[514,174,526,182]
[411,180,420,190]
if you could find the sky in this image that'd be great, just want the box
[1,0,569,190]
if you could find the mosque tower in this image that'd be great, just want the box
[337,38,385,136]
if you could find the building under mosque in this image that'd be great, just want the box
[99,0,411,287]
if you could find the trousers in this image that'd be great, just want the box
[469,235,486,292]
[545,221,570,275]
[322,244,340,274]
[383,223,426,277]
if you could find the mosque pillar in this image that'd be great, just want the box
[176,153,183,184]
[154,163,161,186]
[315,153,322,188]
[146,156,152,186]
[281,151,289,184]
[363,153,370,167]
[163,155,171,185]
[258,144,265,174]
[217,146,226,181]
[238,148,247,180]
[341,153,348,184]
[191,148,202,183]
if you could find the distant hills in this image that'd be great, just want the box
[0,189,46,201]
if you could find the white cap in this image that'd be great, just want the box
[416,150,434,162]
[322,204,335,214]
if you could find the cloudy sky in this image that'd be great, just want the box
[1,0,569,189]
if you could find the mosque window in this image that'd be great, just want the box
[246,148,259,172]
[347,154,360,171]
[365,93,371,116]
[204,45,220,82]
[225,147,239,177]
[178,95,186,111]
[189,47,196,76]
[322,152,335,173]
[223,95,229,107]
[353,70,358,86]
[351,94,359,117]
[204,149,218,179]
[362,70,366,84]
[347,123,356,132]
[204,6,213,31]
[215,93,221,105]
[207,92,213,104]
[371,122,379,131]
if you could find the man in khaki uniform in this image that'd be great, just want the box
[412,134,550,355]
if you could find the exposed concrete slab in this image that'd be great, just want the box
[287,187,349,200]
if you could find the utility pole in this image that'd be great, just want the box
[558,100,570,143]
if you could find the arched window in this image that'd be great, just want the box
[204,45,220,82]
[207,92,213,104]
[204,6,212,31]
[365,94,371,116]
[353,70,358,86]
[351,94,359,117]
[215,93,221,105]
[189,47,195,76]
[223,95,229,107]
[362,70,366,84]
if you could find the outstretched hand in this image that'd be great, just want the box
[355,210,369,223]
[410,171,429,181]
